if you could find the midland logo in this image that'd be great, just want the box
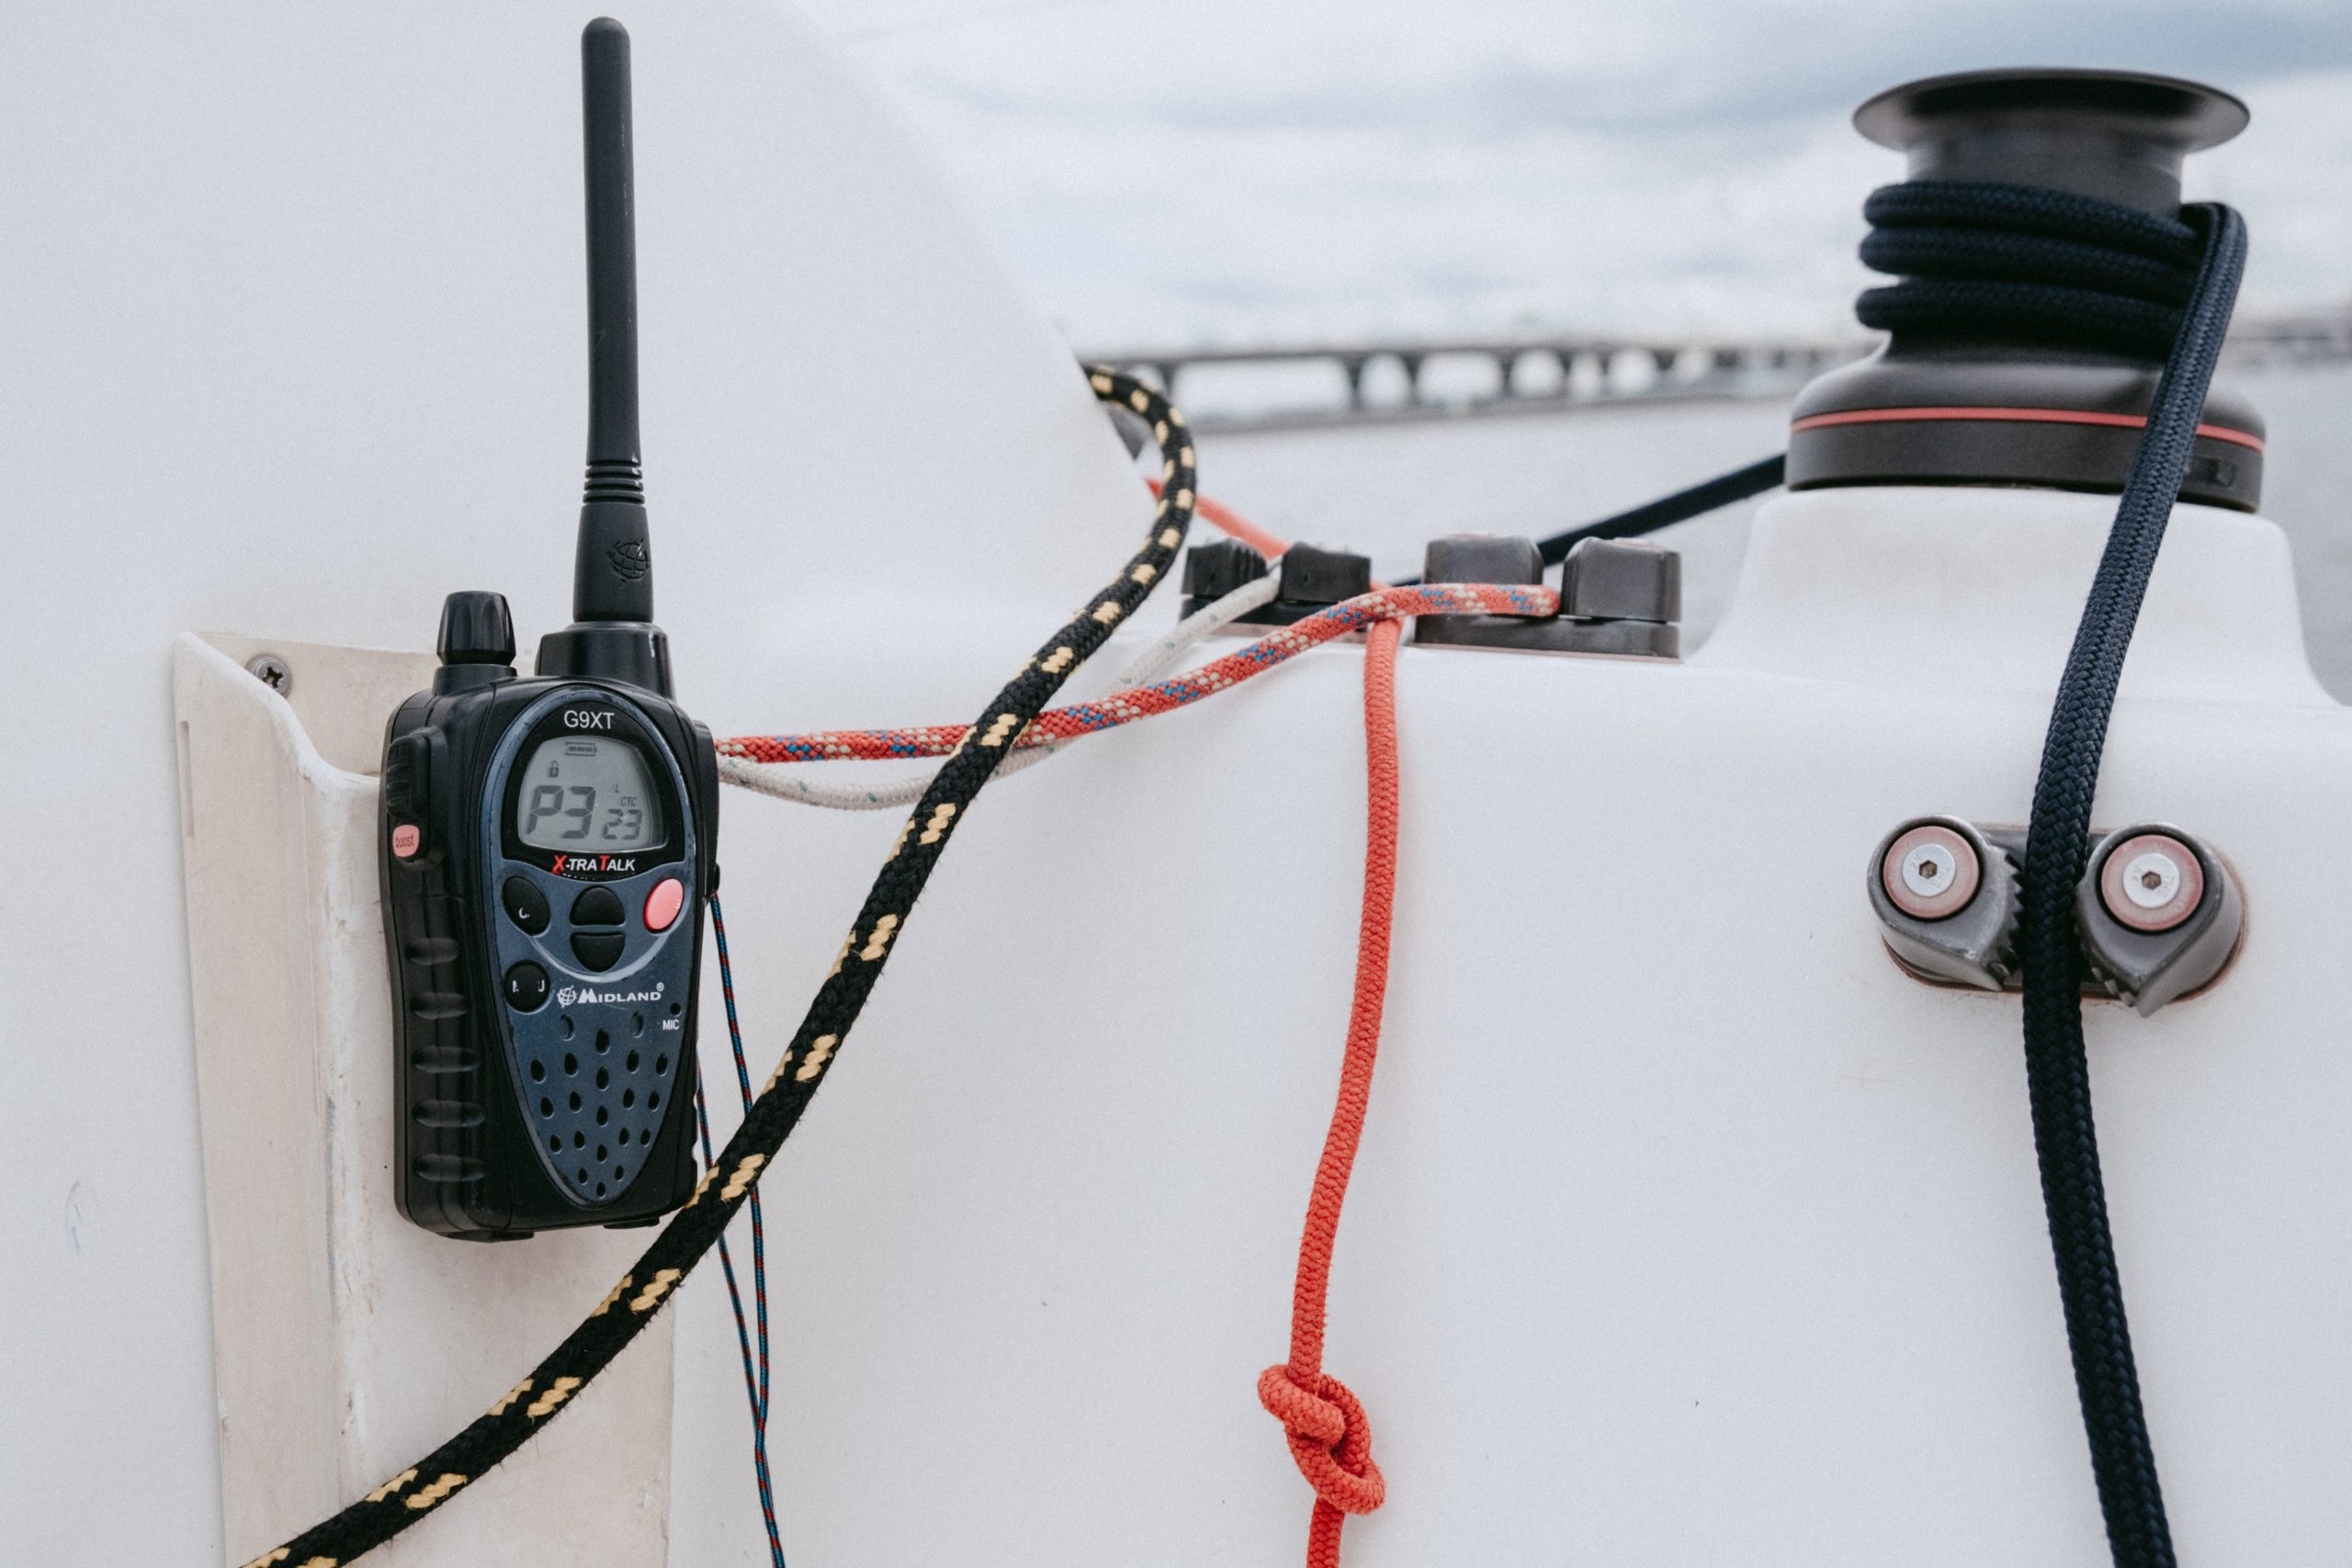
[550,853,638,875]
[556,980,666,1008]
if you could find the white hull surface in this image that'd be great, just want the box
[680,485,2352,1567]
[2,3,1141,1561]
[6,6,2349,1568]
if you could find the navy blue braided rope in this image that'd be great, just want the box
[2008,199,2245,1568]
[1859,181,2206,357]
[1387,453,1787,587]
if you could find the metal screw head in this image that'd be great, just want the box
[1905,843,1955,895]
[1882,822,1982,919]
[2099,831,2203,931]
[2121,852,2180,908]
[244,653,291,695]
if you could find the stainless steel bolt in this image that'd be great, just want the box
[2120,852,2182,908]
[1903,842,1956,897]
[2098,831,2203,932]
[1881,822,1982,920]
[245,652,291,695]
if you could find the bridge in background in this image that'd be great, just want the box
[1085,310,2352,434]
[1081,335,1863,433]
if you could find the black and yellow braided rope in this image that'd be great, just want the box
[240,367,1195,1568]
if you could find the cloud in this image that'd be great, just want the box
[799,0,2352,344]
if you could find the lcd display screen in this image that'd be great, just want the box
[516,735,666,851]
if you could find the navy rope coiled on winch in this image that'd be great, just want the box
[1859,181,2208,358]
[1861,181,2247,1568]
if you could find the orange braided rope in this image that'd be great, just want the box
[1255,615,1403,1567]
[721,493,1512,1567]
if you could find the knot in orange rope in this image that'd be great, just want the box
[1257,1364,1385,1517]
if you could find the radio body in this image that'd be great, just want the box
[379,18,718,1237]
[383,623,718,1237]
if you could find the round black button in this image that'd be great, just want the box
[571,884,626,927]
[503,961,550,1011]
[503,875,551,934]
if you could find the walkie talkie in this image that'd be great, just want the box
[380,17,718,1239]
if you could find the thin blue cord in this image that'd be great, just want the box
[690,1083,767,1480]
[696,896,786,1568]
[712,903,775,1455]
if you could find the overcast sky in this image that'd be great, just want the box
[795,1,2352,351]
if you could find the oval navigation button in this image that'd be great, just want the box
[571,931,626,973]
[503,875,550,934]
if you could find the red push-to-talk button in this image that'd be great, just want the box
[643,876,684,932]
[391,824,422,859]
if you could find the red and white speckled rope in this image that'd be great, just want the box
[716,565,1284,810]
[717,581,1556,770]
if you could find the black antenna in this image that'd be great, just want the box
[541,17,671,693]
[574,16,652,625]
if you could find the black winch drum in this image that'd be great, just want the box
[1788,69,2264,511]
